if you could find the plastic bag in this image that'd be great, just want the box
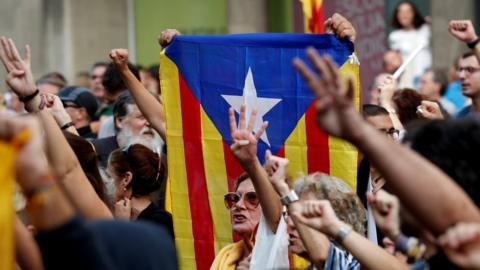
[250,213,289,270]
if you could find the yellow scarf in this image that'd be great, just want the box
[209,241,246,270]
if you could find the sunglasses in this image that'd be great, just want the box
[224,191,259,210]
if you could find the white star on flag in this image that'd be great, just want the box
[222,67,281,146]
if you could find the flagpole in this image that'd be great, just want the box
[392,42,427,80]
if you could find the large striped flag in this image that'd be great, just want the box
[160,34,359,270]
[300,0,324,33]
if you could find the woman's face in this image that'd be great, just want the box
[286,191,314,257]
[230,179,262,238]
[397,3,414,28]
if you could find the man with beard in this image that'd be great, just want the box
[92,92,164,168]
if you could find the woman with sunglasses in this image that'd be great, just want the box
[211,173,262,270]
[107,143,174,238]
[224,173,262,240]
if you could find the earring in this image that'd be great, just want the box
[123,187,127,192]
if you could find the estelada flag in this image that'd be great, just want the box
[160,34,360,270]
[300,0,324,33]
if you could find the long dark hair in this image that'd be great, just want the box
[64,131,109,206]
[108,144,165,197]
[391,1,426,29]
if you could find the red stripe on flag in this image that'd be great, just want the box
[275,147,285,158]
[317,4,324,33]
[308,0,324,34]
[223,141,244,192]
[179,75,215,270]
[305,102,330,174]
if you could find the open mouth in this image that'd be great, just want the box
[142,130,154,137]
[232,214,247,222]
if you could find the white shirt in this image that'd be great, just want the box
[389,24,432,88]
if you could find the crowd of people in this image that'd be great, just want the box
[2,1,480,269]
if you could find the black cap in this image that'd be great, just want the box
[59,86,99,119]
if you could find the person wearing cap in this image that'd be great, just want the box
[59,86,100,139]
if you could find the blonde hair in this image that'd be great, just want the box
[294,172,366,235]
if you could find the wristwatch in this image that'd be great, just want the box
[334,225,352,244]
[280,190,299,206]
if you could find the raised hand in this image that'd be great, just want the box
[367,190,401,241]
[293,200,344,237]
[109,48,129,72]
[43,93,73,126]
[324,13,356,42]
[158,29,181,48]
[378,75,397,109]
[229,104,268,165]
[114,197,132,220]
[438,223,480,269]
[416,100,444,120]
[448,20,478,43]
[293,47,363,142]
[0,37,36,97]
[264,149,290,196]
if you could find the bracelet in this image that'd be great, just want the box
[406,237,425,261]
[280,190,299,206]
[26,184,59,210]
[23,172,56,199]
[61,122,75,130]
[394,234,425,262]
[467,37,480,49]
[19,89,39,102]
[334,225,352,244]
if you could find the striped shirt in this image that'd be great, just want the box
[307,242,360,270]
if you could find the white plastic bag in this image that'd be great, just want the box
[250,213,289,270]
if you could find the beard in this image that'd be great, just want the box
[116,124,164,155]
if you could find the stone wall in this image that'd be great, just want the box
[0,0,128,90]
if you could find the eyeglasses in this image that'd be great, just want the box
[224,191,259,210]
[379,128,399,140]
[456,67,480,75]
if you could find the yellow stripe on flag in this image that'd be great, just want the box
[299,0,323,33]
[0,141,15,270]
[200,108,233,255]
[328,57,360,190]
[160,53,196,269]
[285,114,308,178]
[299,0,323,19]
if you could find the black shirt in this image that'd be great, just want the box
[138,202,175,238]
[77,125,97,140]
